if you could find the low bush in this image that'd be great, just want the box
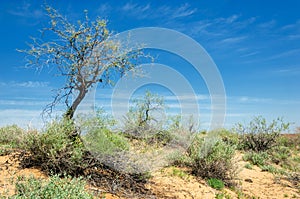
[12,174,93,199]
[83,127,129,156]
[0,125,25,147]
[234,116,289,152]
[189,135,237,184]
[21,119,87,175]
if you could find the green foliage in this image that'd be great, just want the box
[213,128,240,147]
[189,135,237,184]
[270,146,291,163]
[243,151,269,166]
[0,125,24,147]
[207,178,225,190]
[234,116,289,152]
[12,175,93,199]
[277,134,300,152]
[20,5,145,119]
[169,167,189,180]
[123,91,166,140]
[244,163,253,169]
[83,128,129,156]
[122,91,187,147]
[21,119,86,175]
[260,165,285,174]
[78,109,129,156]
[168,151,193,167]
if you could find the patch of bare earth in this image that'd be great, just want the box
[238,161,299,199]
[0,152,46,197]
[146,167,216,199]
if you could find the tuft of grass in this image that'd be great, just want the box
[207,178,225,190]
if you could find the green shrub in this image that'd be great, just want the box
[270,146,291,164]
[83,128,129,156]
[189,135,237,184]
[214,128,240,147]
[276,134,300,152]
[12,175,93,199]
[207,178,225,190]
[243,151,269,166]
[21,119,87,175]
[0,125,24,147]
[234,116,289,152]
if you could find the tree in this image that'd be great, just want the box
[123,91,165,138]
[20,6,144,119]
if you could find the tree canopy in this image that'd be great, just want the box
[21,6,145,119]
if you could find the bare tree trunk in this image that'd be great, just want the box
[65,88,88,119]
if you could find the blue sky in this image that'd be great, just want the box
[0,0,299,131]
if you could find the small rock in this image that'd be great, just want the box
[245,178,253,183]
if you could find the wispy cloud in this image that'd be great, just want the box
[171,3,197,19]
[7,2,43,19]
[0,81,49,88]
[266,49,300,60]
[0,99,48,106]
[97,3,112,15]
[240,51,260,57]
[121,2,151,17]
[271,66,300,76]
[236,96,272,103]
[220,36,247,44]
[257,20,277,29]
[119,2,196,20]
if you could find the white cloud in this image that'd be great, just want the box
[120,3,196,20]
[0,99,47,106]
[240,51,260,57]
[220,36,247,44]
[0,81,49,88]
[171,3,197,19]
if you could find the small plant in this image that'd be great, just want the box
[169,167,189,180]
[260,165,278,174]
[234,116,289,152]
[243,151,269,166]
[244,163,253,169]
[207,178,225,190]
[215,193,225,199]
[12,174,93,198]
